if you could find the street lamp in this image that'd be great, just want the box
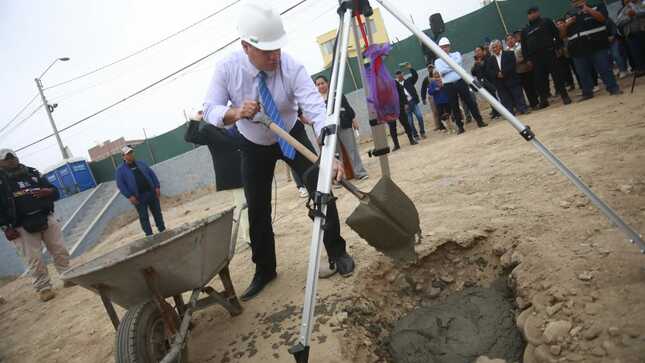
[35,57,70,159]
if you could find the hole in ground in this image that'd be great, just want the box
[339,231,526,363]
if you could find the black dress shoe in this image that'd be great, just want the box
[538,101,550,109]
[562,95,572,105]
[392,145,401,151]
[457,128,465,135]
[240,271,277,301]
[477,121,488,128]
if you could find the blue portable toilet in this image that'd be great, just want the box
[43,158,97,198]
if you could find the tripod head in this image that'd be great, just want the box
[338,0,373,17]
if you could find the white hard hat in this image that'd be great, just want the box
[438,37,451,46]
[0,148,16,160]
[238,1,288,51]
[121,145,134,155]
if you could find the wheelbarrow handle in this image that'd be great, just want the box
[262,120,368,200]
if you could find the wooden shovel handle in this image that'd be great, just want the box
[264,121,368,200]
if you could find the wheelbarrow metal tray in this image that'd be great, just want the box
[61,207,235,309]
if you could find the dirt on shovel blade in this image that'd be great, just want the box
[345,177,420,262]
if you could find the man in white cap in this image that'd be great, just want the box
[115,145,166,236]
[202,0,355,301]
[434,37,488,134]
[0,149,74,302]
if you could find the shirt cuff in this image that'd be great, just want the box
[203,104,231,128]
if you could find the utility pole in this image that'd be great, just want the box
[34,57,70,160]
[35,77,67,159]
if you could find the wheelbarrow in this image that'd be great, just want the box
[61,206,246,363]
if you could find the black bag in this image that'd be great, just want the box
[20,211,49,233]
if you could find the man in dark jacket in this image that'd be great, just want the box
[0,149,73,302]
[521,6,573,108]
[561,0,622,101]
[115,146,166,236]
[472,45,502,119]
[389,81,418,151]
[396,63,426,140]
[485,40,529,115]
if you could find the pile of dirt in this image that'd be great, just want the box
[388,280,523,363]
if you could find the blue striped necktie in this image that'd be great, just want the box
[258,71,296,160]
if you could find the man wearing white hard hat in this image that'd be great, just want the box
[202,0,355,301]
[0,149,74,302]
[434,37,488,134]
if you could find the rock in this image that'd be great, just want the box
[584,303,602,316]
[543,320,572,344]
[501,250,520,269]
[516,308,533,331]
[622,324,641,338]
[336,312,348,324]
[570,326,582,337]
[523,344,537,363]
[548,286,567,302]
[583,325,602,340]
[577,271,593,281]
[474,356,507,363]
[619,184,633,194]
[385,270,399,283]
[439,275,455,284]
[549,344,562,356]
[534,344,556,363]
[565,353,585,362]
[492,243,507,257]
[559,200,571,209]
[0,296,5,305]
[590,346,606,357]
[607,326,620,337]
[524,315,545,346]
[546,303,563,317]
[516,296,531,310]
[428,287,441,299]
[532,293,554,313]
[602,340,615,353]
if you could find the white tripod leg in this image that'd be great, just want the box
[289,6,354,363]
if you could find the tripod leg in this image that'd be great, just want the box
[375,0,644,252]
[290,7,355,363]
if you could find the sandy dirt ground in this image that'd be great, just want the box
[1,78,644,363]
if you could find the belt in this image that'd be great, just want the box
[568,26,607,41]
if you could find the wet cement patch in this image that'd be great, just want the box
[388,280,523,363]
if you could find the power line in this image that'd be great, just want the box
[0,94,39,134]
[44,0,242,91]
[0,104,43,139]
[15,0,308,154]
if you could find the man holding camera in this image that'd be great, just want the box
[0,149,73,302]
[560,0,622,101]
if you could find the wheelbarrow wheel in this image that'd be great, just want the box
[115,301,188,363]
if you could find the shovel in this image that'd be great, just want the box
[263,120,420,261]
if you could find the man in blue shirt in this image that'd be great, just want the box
[434,37,488,134]
[115,146,166,236]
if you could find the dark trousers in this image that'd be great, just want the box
[531,51,569,103]
[135,193,166,236]
[495,80,528,115]
[573,49,620,97]
[625,32,645,71]
[558,56,576,89]
[519,71,539,107]
[444,79,483,129]
[388,107,415,148]
[240,122,346,276]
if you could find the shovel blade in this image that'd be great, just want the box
[346,177,420,262]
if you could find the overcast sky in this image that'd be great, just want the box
[0,0,482,170]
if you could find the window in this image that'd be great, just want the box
[321,39,335,55]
